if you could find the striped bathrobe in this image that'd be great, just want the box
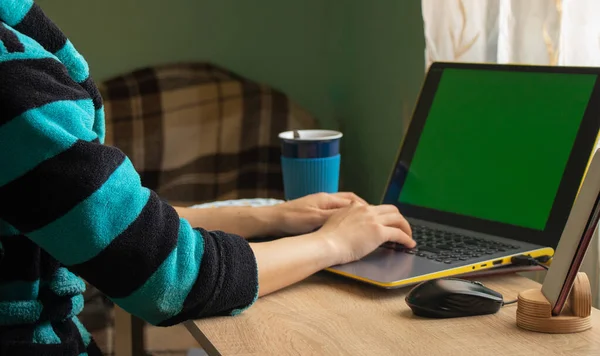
[0,1,258,354]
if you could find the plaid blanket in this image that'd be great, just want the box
[99,62,317,206]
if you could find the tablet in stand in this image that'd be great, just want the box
[516,148,600,333]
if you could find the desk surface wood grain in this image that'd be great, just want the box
[186,273,600,356]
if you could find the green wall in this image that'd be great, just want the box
[330,1,425,202]
[39,0,425,202]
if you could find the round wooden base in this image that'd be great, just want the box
[516,272,592,334]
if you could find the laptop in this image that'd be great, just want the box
[326,62,600,289]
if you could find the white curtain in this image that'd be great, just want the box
[422,0,600,307]
[422,0,600,67]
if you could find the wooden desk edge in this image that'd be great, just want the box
[184,320,222,356]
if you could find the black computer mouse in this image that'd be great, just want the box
[405,277,504,318]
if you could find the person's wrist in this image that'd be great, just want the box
[252,205,285,237]
[302,230,341,268]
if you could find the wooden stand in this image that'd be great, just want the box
[516,272,592,333]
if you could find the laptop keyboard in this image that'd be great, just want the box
[381,224,521,264]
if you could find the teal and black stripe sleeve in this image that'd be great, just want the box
[0,41,259,325]
[0,0,105,142]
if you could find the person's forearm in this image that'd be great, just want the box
[249,232,335,297]
[174,206,280,238]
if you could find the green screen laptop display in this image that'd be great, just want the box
[397,68,597,231]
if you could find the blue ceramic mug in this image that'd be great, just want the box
[279,130,342,200]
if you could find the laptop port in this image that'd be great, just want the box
[493,259,503,265]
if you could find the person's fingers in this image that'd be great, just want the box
[331,192,368,205]
[377,211,412,237]
[314,200,358,222]
[317,206,344,219]
[317,193,356,210]
[382,226,416,248]
[372,204,401,214]
[371,205,412,236]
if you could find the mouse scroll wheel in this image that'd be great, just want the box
[472,281,484,286]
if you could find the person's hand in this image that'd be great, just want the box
[248,200,414,297]
[267,192,368,236]
[316,202,415,265]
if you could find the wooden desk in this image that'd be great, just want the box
[185,273,600,355]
